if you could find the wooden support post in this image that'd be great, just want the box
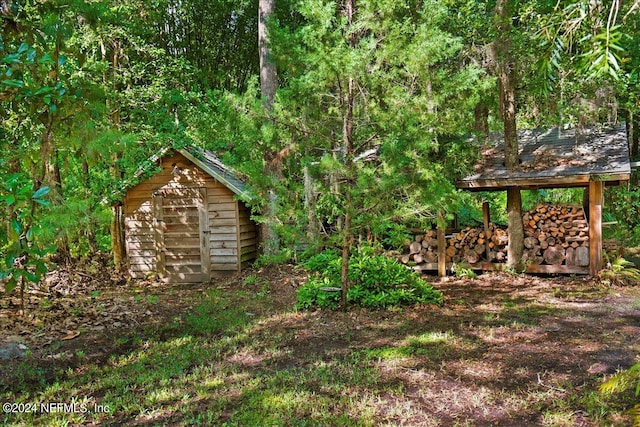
[437,223,446,277]
[589,181,603,276]
[483,202,491,261]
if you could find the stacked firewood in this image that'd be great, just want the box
[522,204,589,266]
[400,204,589,267]
[401,224,509,265]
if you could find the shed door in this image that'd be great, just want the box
[153,187,210,283]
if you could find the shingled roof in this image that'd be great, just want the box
[457,124,631,191]
[178,146,251,199]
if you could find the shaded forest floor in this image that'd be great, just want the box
[1,261,640,426]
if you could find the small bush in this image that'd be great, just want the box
[253,248,293,267]
[303,249,341,275]
[451,263,478,279]
[600,361,640,425]
[296,277,342,310]
[600,257,640,286]
[297,246,443,310]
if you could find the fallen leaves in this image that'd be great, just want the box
[62,331,80,341]
[0,254,205,355]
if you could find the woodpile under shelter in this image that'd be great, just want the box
[122,147,258,283]
[409,124,630,276]
[456,124,631,275]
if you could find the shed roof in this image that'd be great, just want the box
[120,146,252,201]
[457,124,631,191]
[178,147,251,199]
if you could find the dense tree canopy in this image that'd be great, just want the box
[1,0,638,291]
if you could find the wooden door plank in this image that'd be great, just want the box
[199,187,211,279]
[153,192,166,280]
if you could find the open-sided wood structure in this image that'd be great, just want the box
[122,147,258,283]
[423,125,630,276]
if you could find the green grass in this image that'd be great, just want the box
[0,289,392,426]
[362,331,476,362]
[1,279,636,426]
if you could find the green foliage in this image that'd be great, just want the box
[607,180,640,246]
[243,274,259,286]
[253,248,294,268]
[0,0,637,283]
[297,246,443,310]
[0,173,54,298]
[303,248,341,275]
[534,1,632,83]
[295,277,342,310]
[370,220,412,251]
[451,263,478,279]
[600,256,640,286]
[600,361,640,426]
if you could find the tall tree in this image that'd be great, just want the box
[259,0,278,108]
[266,0,485,301]
[258,0,282,255]
[492,0,524,269]
[339,0,356,309]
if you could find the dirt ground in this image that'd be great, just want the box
[1,261,640,425]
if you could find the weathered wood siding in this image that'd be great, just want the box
[124,151,257,282]
[238,202,258,268]
[207,182,238,272]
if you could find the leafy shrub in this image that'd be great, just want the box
[296,276,342,310]
[451,262,478,279]
[297,245,443,310]
[0,174,53,307]
[600,257,640,286]
[600,361,640,425]
[303,249,341,275]
[369,220,412,250]
[253,248,293,267]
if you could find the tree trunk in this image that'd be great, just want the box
[494,0,523,270]
[259,0,277,109]
[259,0,281,256]
[341,192,352,309]
[340,0,356,309]
[474,101,489,140]
[39,121,59,198]
[341,74,355,309]
[108,39,127,271]
[111,202,127,271]
[506,187,524,269]
[109,165,126,268]
[303,165,319,239]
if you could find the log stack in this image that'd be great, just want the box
[401,224,509,265]
[522,204,589,267]
[400,204,589,268]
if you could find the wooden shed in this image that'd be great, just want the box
[123,147,258,283]
[454,124,632,276]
